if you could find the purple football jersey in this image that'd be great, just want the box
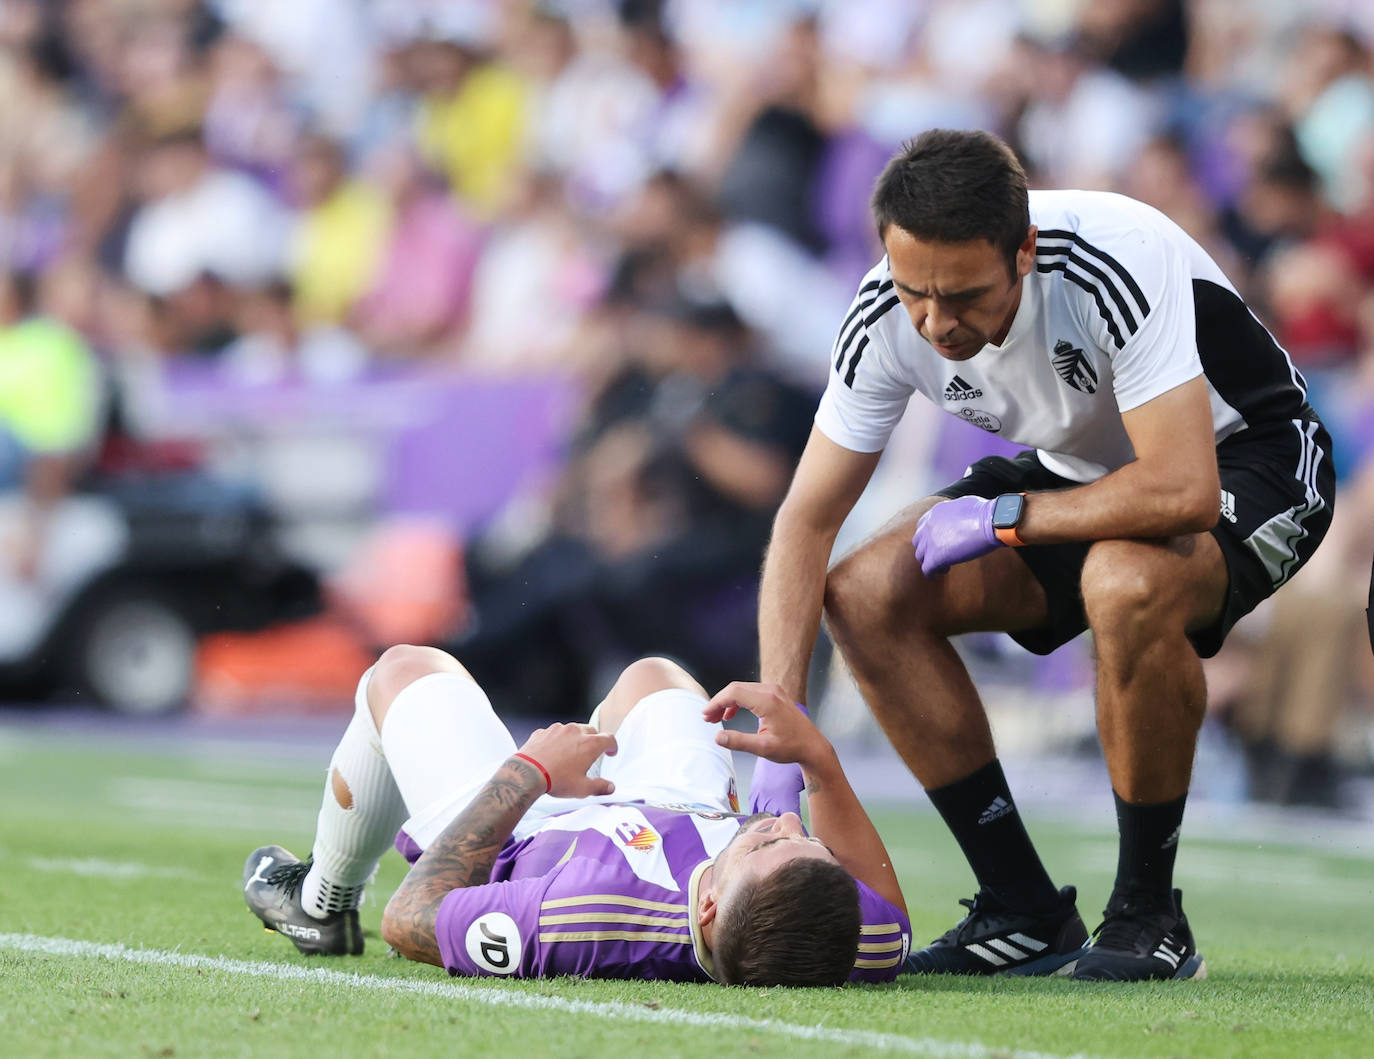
[421,801,910,983]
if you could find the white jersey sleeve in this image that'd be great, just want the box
[1106,228,1203,412]
[813,269,913,453]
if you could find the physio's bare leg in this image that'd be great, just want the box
[824,498,1052,788]
[1080,535,1227,903]
[1081,537,1226,803]
[824,498,1063,910]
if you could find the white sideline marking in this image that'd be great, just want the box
[26,856,197,881]
[0,934,1101,1059]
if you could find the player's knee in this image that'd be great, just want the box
[597,657,706,733]
[1080,541,1174,639]
[616,656,706,701]
[367,644,472,728]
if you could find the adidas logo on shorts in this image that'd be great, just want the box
[944,375,983,401]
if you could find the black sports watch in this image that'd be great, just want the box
[991,492,1027,546]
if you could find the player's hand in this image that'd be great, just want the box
[705,682,832,773]
[742,700,810,816]
[912,496,1002,576]
[516,723,618,798]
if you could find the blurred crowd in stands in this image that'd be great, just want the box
[1,0,1373,807]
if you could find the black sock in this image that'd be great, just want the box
[926,759,1059,911]
[1112,790,1186,902]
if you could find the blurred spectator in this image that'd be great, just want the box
[201,33,304,193]
[220,280,368,385]
[0,268,101,579]
[350,139,484,359]
[1283,22,1374,213]
[1218,119,1327,283]
[1012,32,1162,188]
[522,6,664,212]
[215,0,373,138]
[286,134,390,327]
[122,127,285,302]
[1076,0,1189,82]
[411,34,527,217]
[460,170,602,372]
[607,169,852,383]
[455,297,814,710]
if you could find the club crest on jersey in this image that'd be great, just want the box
[1052,340,1098,394]
[955,407,1002,433]
[615,822,660,851]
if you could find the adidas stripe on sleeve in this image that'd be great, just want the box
[813,261,913,454]
[1037,220,1201,413]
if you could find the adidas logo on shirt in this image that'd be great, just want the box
[978,797,1013,825]
[943,375,983,401]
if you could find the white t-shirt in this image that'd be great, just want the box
[814,190,1310,482]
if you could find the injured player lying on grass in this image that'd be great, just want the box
[243,646,910,986]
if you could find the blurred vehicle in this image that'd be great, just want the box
[0,470,319,717]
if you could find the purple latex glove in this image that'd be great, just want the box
[748,701,810,817]
[912,496,1002,577]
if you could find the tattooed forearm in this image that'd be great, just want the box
[382,758,544,966]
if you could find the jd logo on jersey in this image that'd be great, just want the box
[1052,340,1098,394]
[465,912,522,975]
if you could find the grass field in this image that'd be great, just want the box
[1,725,1372,1059]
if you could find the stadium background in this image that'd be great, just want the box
[0,0,1372,816]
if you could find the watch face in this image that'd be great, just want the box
[992,493,1024,529]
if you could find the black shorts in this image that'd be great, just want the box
[937,415,1336,659]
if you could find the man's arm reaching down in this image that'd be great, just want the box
[382,724,616,966]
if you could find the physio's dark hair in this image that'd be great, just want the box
[870,128,1030,273]
[713,858,861,987]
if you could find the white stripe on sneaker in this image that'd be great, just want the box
[986,938,1029,960]
[965,943,1007,966]
[1008,933,1048,953]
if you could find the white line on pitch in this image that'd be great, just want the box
[25,856,199,880]
[0,933,1102,1059]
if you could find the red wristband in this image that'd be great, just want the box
[512,752,552,793]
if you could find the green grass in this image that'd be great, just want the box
[1,730,1372,1058]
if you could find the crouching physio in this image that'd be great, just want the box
[243,645,910,985]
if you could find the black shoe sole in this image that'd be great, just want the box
[999,946,1087,976]
[1073,952,1207,981]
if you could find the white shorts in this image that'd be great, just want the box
[394,685,739,849]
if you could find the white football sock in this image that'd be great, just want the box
[302,667,408,919]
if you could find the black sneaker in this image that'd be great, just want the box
[243,845,364,956]
[903,885,1088,976]
[1073,887,1205,981]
